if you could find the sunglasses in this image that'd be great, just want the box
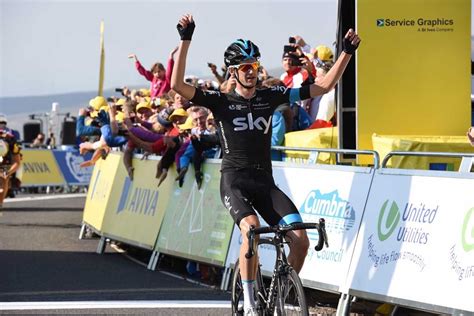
[231,61,260,72]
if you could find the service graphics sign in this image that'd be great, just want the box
[346,172,474,313]
[357,0,470,165]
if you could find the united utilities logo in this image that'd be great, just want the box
[377,200,439,245]
[116,177,159,216]
[376,19,384,27]
[378,200,400,241]
[462,207,474,252]
[299,190,355,233]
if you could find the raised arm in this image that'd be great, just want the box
[309,29,361,97]
[171,14,197,101]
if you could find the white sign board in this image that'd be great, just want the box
[225,164,375,292]
[345,172,474,313]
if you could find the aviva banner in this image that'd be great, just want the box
[100,155,173,249]
[21,149,65,186]
[155,161,235,267]
[357,0,471,164]
[82,153,122,232]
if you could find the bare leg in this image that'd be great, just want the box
[109,105,119,135]
[80,138,107,155]
[80,148,108,168]
[123,144,135,180]
[239,215,260,281]
[0,175,10,207]
[285,229,310,273]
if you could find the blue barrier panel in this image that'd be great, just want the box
[53,150,93,186]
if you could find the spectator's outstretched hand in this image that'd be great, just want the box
[343,29,361,54]
[293,35,307,48]
[170,46,179,59]
[467,127,474,146]
[128,54,137,61]
[177,14,195,40]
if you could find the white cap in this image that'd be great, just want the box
[0,113,7,124]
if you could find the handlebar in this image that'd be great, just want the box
[245,218,329,259]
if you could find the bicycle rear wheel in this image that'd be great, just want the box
[277,268,308,316]
[231,259,264,315]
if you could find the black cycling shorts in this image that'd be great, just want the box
[220,168,302,227]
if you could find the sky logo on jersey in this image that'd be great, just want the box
[233,113,272,134]
[299,190,355,233]
[462,207,474,252]
[116,176,159,216]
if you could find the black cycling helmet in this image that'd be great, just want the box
[224,39,261,67]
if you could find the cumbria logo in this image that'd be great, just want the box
[376,19,384,27]
[377,200,401,241]
[462,207,474,252]
[299,190,356,232]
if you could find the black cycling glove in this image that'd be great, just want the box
[343,36,359,55]
[177,21,195,41]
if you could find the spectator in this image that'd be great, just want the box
[280,42,314,131]
[46,132,56,148]
[128,47,178,100]
[176,106,218,188]
[262,78,294,134]
[207,62,226,85]
[77,96,106,137]
[0,114,20,141]
[31,133,46,148]
[307,60,336,129]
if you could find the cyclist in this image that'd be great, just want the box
[0,126,21,208]
[171,14,360,315]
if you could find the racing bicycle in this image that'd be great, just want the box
[231,218,329,315]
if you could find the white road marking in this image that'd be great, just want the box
[4,193,87,203]
[0,300,230,310]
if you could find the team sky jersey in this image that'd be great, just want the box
[190,85,311,171]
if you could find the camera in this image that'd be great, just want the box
[283,45,302,66]
[115,88,124,93]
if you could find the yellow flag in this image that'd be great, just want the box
[98,20,105,96]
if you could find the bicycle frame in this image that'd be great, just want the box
[256,232,290,314]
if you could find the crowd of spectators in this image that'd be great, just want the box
[76,36,339,187]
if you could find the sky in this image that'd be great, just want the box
[0,0,340,99]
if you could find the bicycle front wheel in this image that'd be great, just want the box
[277,268,308,316]
[231,259,264,316]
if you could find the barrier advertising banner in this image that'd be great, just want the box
[52,150,93,185]
[357,0,471,165]
[21,149,65,186]
[82,153,122,232]
[155,161,235,266]
[346,171,474,313]
[225,163,375,291]
[101,156,173,249]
